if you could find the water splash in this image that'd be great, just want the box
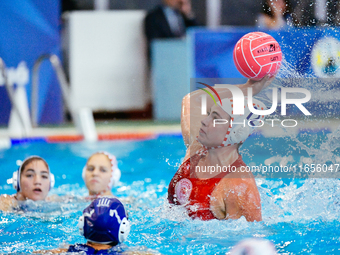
[0,135,340,254]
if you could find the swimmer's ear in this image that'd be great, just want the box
[118,217,130,243]
[49,173,55,190]
[11,170,20,191]
[82,166,86,181]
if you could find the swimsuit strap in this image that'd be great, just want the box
[191,151,246,179]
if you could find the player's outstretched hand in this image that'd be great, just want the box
[244,74,276,96]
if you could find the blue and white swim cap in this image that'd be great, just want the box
[78,197,130,245]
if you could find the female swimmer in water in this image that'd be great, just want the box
[168,75,275,221]
[83,151,121,199]
[0,156,55,211]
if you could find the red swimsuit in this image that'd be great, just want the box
[168,151,246,220]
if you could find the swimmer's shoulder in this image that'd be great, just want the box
[0,194,17,211]
[226,168,256,179]
[212,169,258,203]
[211,171,261,221]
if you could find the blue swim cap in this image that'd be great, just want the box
[78,197,130,245]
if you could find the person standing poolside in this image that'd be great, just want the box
[256,0,292,30]
[83,151,121,200]
[144,0,198,63]
[0,156,55,211]
[168,75,275,221]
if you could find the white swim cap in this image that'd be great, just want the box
[229,238,278,255]
[204,97,266,150]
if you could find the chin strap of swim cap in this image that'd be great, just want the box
[82,151,121,191]
[10,156,54,192]
[202,97,266,150]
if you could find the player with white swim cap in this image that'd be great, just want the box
[83,151,121,199]
[168,75,276,221]
[229,238,278,255]
[0,156,55,211]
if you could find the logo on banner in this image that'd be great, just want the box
[311,37,340,78]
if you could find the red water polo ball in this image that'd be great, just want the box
[233,32,282,80]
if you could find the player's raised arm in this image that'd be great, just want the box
[181,74,275,148]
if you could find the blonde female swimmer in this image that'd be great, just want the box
[83,151,121,199]
[0,156,55,211]
[168,75,275,221]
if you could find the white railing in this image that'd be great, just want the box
[0,57,30,137]
[31,54,97,141]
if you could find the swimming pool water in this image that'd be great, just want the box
[0,133,340,254]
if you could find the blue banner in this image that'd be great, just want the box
[0,0,62,125]
[192,27,340,78]
[191,27,340,117]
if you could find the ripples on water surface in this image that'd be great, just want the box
[0,132,340,254]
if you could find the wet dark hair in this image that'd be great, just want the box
[20,157,49,176]
[262,0,292,18]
